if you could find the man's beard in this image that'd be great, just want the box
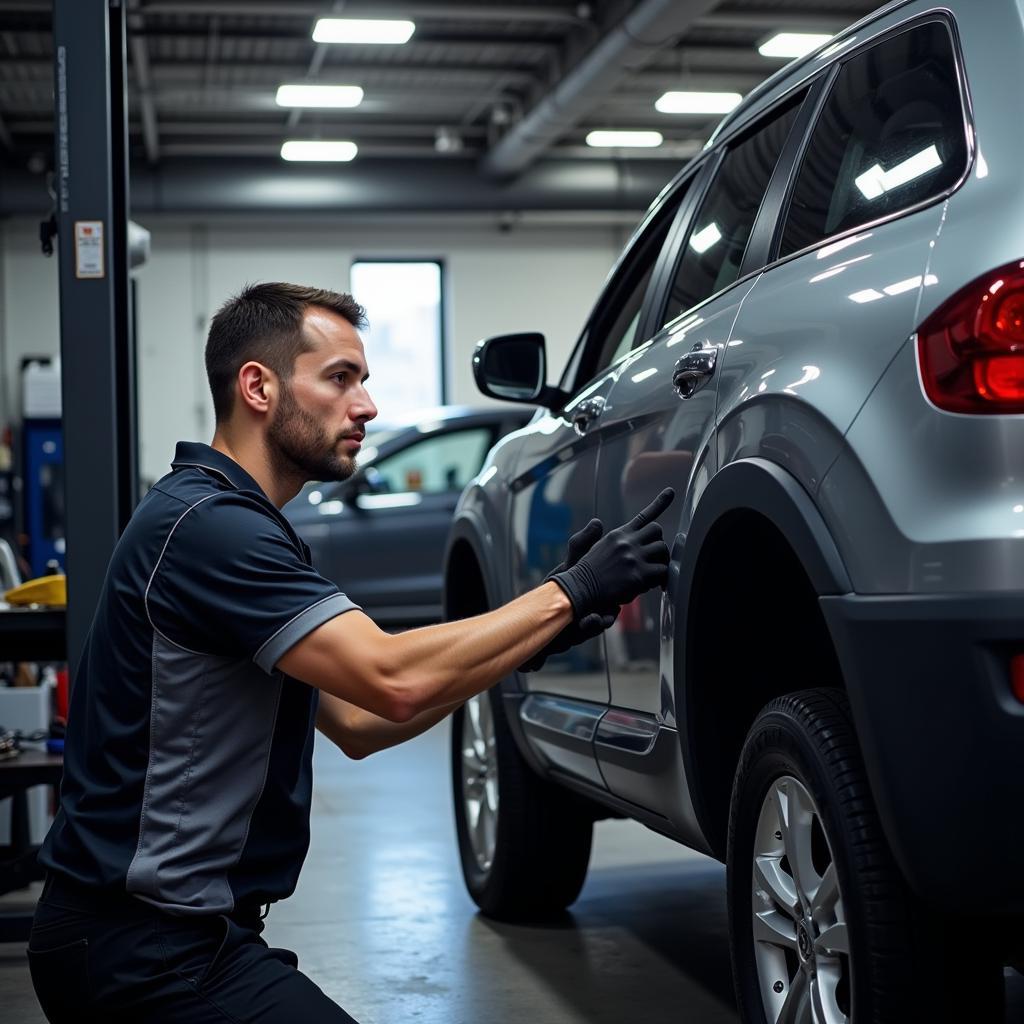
[267,382,357,484]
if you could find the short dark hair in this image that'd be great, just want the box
[205,282,367,422]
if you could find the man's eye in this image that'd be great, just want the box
[332,373,347,384]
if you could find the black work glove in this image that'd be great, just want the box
[519,518,619,673]
[550,487,675,618]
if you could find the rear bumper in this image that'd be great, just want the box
[820,592,1024,917]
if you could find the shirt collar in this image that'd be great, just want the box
[170,441,267,496]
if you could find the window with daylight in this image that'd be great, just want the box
[349,260,445,416]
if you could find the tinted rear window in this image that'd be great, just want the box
[780,21,967,257]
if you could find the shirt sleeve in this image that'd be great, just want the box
[145,491,359,673]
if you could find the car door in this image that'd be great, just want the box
[596,86,815,723]
[507,178,696,717]
[317,424,497,621]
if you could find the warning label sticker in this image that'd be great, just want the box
[74,220,105,279]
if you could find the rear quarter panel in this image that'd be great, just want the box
[819,0,1024,594]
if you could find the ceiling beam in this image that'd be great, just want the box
[139,2,586,24]
[697,10,852,33]
[481,0,723,178]
[0,157,679,215]
[137,120,492,137]
[0,59,541,84]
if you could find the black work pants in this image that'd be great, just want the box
[27,873,360,1023]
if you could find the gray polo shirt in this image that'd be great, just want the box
[39,441,358,916]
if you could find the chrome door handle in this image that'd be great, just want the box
[672,344,718,400]
[571,396,606,436]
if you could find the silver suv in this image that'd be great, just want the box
[445,2,1023,1021]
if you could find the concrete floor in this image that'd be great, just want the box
[2,721,1022,1022]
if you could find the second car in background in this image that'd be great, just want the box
[286,405,531,624]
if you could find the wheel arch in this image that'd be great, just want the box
[674,457,852,858]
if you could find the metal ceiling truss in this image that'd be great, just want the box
[0,0,880,213]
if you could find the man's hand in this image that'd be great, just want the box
[519,518,618,672]
[550,488,675,618]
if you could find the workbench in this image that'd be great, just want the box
[0,606,65,942]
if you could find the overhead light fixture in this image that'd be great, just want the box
[312,18,415,44]
[275,84,364,108]
[655,91,742,115]
[854,144,943,200]
[586,130,664,148]
[280,140,358,162]
[758,32,834,59]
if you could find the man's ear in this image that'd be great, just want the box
[237,361,277,416]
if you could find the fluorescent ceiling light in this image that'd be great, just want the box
[855,144,943,200]
[586,130,663,148]
[689,223,722,254]
[313,18,415,44]
[281,140,358,162]
[276,85,364,109]
[655,91,742,115]
[758,32,833,59]
[849,288,884,304]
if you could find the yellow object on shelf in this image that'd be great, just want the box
[4,574,67,608]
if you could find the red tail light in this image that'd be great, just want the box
[1011,654,1024,705]
[917,260,1024,413]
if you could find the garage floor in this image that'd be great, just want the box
[2,722,1022,1023]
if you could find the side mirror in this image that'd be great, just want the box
[472,332,566,408]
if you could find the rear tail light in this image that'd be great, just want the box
[1011,654,1024,705]
[917,260,1024,413]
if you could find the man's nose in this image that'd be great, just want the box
[353,387,378,423]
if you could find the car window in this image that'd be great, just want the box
[780,21,967,257]
[370,428,492,495]
[564,177,693,392]
[662,94,804,326]
[595,274,655,371]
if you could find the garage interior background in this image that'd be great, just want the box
[0,0,875,488]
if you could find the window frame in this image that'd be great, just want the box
[649,81,822,332]
[767,12,975,266]
[557,162,707,399]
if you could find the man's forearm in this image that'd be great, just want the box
[380,581,572,719]
[317,691,461,759]
[279,582,574,724]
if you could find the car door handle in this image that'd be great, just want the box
[672,344,718,400]
[571,396,606,436]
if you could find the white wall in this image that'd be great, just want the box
[0,216,629,486]
[0,220,61,423]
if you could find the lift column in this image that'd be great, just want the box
[52,0,137,675]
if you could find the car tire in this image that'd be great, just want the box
[728,688,1005,1024]
[451,687,593,920]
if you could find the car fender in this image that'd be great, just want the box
[671,457,852,848]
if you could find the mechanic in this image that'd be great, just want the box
[27,282,675,1024]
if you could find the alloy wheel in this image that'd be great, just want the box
[461,693,499,872]
[751,775,851,1024]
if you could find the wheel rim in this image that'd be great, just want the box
[461,693,499,872]
[751,775,852,1024]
